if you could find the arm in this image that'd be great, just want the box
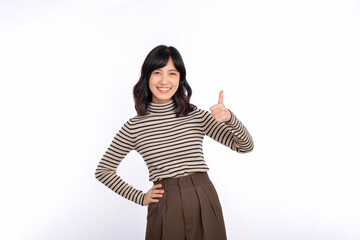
[95,120,146,206]
[201,108,254,153]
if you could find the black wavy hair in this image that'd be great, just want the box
[133,45,196,117]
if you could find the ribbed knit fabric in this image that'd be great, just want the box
[95,99,254,206]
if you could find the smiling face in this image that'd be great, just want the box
[149,57,180,103]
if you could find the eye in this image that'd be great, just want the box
[170,73,177,75]
[153,71,160,75]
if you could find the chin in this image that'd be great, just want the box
[154,94,175,102]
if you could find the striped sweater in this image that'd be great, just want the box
[95,99,254,206]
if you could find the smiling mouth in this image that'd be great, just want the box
[157,87,171,93]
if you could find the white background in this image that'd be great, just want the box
[1,0,360,239]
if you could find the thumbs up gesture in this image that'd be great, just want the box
[209,90,232,122]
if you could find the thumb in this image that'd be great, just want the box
[218,90,224,104]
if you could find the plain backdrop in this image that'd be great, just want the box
[1,0,360,239]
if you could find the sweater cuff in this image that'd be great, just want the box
[129,188,146,206]
[224,109,236,125]
[140,192,146,206]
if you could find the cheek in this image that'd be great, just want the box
[173,80,180,89]
[149,77,158,87]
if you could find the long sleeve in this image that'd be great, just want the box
[201,108,254,153]
[95,120,146,206]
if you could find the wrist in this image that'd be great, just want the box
[225,109,231,122]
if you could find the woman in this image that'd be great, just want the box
[95,45,254,240]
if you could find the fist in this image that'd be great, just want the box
[209,90,231,122]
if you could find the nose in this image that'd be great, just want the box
[160,74,169,84]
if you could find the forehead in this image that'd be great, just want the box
[156,58,178,71]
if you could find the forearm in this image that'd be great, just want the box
[224,109,254,153]
[95,164,146,206]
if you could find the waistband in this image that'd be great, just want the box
[153,172,210,192]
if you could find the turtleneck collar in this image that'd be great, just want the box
[147,98,176,115]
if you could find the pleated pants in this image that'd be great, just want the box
[145,172,227,240]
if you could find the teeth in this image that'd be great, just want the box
[158,88,170,90]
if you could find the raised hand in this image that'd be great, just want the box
[143,184,165,206]
[209,90,231,122]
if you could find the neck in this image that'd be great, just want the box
[147,98,175,115]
